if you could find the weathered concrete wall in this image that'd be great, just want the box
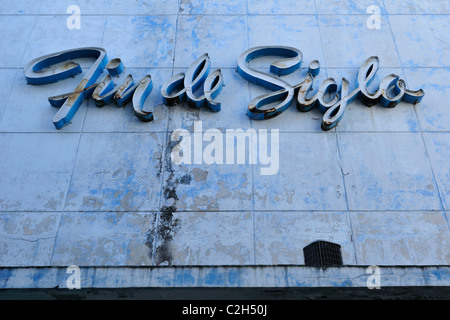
[1,211,449,267]
[1,266,449,289]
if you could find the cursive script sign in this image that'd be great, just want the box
[161,53,223,111]
[24,46,424,131]
[23,48,224,129]
[24,47,108,129]
[237,46,425,131]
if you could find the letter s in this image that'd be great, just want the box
[237,46,303,120]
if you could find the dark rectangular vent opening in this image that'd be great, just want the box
[303,241,343,267]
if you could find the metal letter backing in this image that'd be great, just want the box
[161,53,223,112]
[92,58,153,122]
[24,47,109,129]
[24,48,154,129]
[24,46,423,131]
[237,46,425,131]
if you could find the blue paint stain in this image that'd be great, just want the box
[227,269,241,286]
[0,269,12,287]
[407,118,419,132]
[174,269,196,285]
[427,269,450,282]
[32,270,46,284]
[332,279,352,287]
[204,268,226,286]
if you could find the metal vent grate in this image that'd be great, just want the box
[303,241,343,267]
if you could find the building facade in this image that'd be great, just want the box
[0,0,449,299]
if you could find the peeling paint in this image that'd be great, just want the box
[191,168,208,182]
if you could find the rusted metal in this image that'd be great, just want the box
[114,74,136,107]
[131,75,154,122]
[24,50,157,127]
[321,78,350,131]
[316,78,340,114]
[308,60,320,77]
[296,74,317,112]
[237,46,318,120]
[47,83,99,108]
[91,58,154,122]
[23,47,108,129]
[321,56,425,130]
[378,74,405,108]
[185,54,211,108]
[203,69,224,112]
[237,46,425,131]
[161,73,186,106]
[24,46,425,131]
[92,58,131,107]
[161,54,223,111]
